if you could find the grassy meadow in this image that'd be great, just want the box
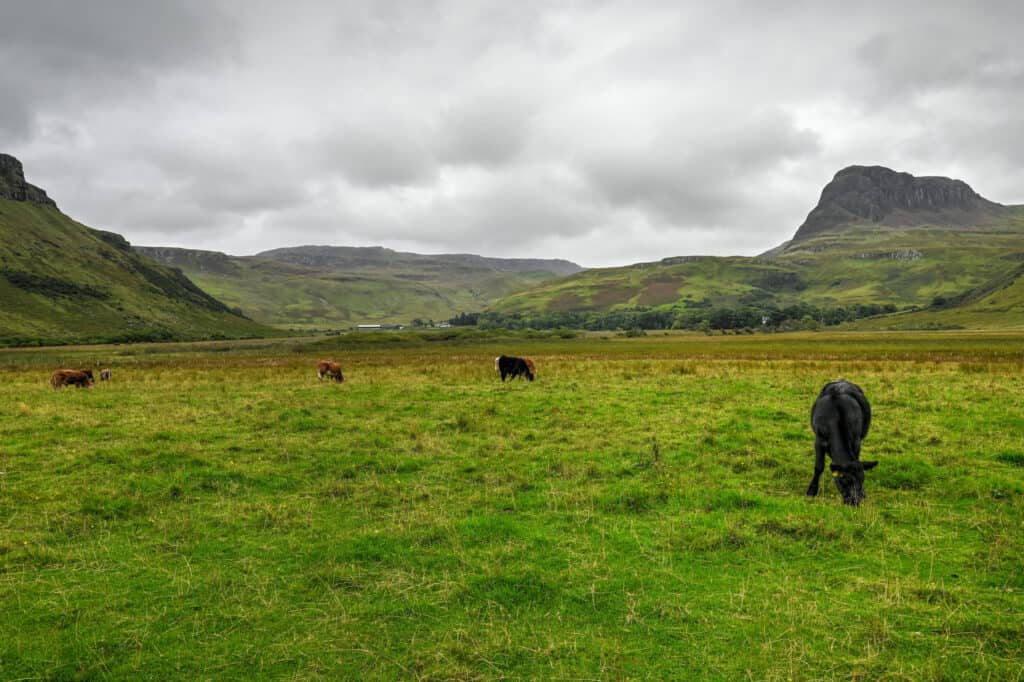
[1,331,1022,680]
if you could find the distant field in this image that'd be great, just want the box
[1,331,1022,679]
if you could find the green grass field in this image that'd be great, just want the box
[2,332,1022,679]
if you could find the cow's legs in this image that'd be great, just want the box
[806,438,827,497]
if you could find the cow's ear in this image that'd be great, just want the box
[861,460,878,471]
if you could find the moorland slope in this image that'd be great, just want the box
[0,154,271,345]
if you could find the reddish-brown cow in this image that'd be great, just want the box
[317,360,344,383]
[51,369,95,389]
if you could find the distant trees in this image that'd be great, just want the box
[452,301,898,332]
[448,312,480,327]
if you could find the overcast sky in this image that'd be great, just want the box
[3,1,1023,267]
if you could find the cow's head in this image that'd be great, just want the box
[830,460,878,506]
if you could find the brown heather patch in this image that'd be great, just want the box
[637,279,682,306]
[547,292,587,312]
[591,285,636,308]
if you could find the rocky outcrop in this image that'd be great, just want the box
[0,154,58,209]
[792,165,1006,242]
[135,246,238,275]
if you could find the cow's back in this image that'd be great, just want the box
[815,380,870,438]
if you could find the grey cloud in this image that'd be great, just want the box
[582,109,820,225]
[0,78,32,138]
[316,121,438,189]
[436,89,538,168]
[0,1,237,70]
[0,1,239,157]
[6,1,1024,266]
[856,32,1022,99]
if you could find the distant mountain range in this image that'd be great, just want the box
[493,165,1024,330]
[134,245,582,330]
[0,154,271,345]
[4,152,1024,346]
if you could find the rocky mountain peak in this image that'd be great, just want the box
[791,165,1005,242]
[0,154,58,209]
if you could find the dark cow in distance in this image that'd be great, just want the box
[317,360,344,383]
[807,379,877,506]
[495,355,534,382]
[51,369,94,389]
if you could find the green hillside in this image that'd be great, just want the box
[136,246,581,330]
[847,262,1024,330]
[0,162,273,346]
[491,166,1024,330]
[495,219,1024,312]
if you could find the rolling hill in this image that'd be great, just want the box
[491,166,1024,329]
[0,154,272,346]
[135,245,582,330]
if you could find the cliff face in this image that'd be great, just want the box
[0,153,270,345]
[791,165,1007,241]
[0,154,58,209]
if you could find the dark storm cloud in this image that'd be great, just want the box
[0,2,237,133]
[5,1,1024,265]
[0,1,236,69]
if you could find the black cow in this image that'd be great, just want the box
[495,355,534,382]
[806,379,877,506]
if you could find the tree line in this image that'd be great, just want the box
[449,302,898,332]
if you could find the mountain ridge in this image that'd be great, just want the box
[134,245,582,330]
[253,245,582,275]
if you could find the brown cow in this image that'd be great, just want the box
[51,369,95,389]
[317,360,344,383]
[523,357,536,377]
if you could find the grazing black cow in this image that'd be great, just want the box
[807,379,877,506]
[495,355,534,382]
